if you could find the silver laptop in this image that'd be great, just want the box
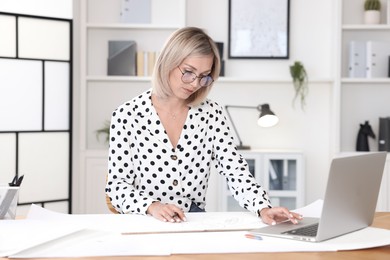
[249,152,387,242]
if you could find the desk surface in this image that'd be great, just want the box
[4,212,390,260]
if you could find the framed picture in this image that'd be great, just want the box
[228,0,290,59]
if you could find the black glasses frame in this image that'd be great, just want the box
[177,67,214,87]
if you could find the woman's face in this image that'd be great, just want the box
[169,55,214,101]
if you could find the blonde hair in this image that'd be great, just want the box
[152,27,221,106]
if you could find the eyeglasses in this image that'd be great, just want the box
[177,67,214,87]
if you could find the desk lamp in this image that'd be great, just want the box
[225,104,279,150]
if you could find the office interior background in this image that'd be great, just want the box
[0,0,389,215]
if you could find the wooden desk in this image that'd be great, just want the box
[4,212,390,260]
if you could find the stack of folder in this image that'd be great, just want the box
[348,40,390,78]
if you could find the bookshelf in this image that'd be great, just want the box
[338,0,390,152]
[337,0,390,211]
[75,0,186,213]
[79,0,186,151]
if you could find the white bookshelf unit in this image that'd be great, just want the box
[338,0,390,152]
[75,0,186,213]
[336,0,390,211]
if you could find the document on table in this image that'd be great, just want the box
[0,219,84,257]
[25,204,269,234]
[2,200,390,258]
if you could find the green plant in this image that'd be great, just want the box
[96,120,110,143]
[289,61,308,110]
[364,0,381,11]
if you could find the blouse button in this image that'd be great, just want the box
[173,179,178,186]
[170,155,178,160]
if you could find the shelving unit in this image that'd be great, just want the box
[338,0,390,152]
[76,0,187,213]
[217,151,304,212]
[337,0,390,210]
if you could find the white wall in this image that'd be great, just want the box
[187,0,336,204]
[186,0,334,79]
[0,0,72,19]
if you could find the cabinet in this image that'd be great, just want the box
[216,151,304,212]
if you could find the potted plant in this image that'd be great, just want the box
[96,120,110,143]
[290,61,308,110]
[364,0,381,24]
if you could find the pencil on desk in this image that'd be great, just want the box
[245,233,263,241]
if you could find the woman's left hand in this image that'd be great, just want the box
[259,207,303,225]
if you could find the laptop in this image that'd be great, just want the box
[249,152,387,242]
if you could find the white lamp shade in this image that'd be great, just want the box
[257,114,279,127]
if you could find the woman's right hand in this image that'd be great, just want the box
[147,201,186,223]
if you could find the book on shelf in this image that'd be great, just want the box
[136,51,159,77]
[379,117,390,152]
[147,51,156,76]
[348,41,366,78]
[136,51,145,76]
[366,41,390,78]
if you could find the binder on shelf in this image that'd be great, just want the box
[378,117,390,151]
[366,41,390,78]
[120,0,151,24]
[348,41,366,78]
[107,41,137,76]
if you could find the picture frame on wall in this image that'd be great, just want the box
[228,0,290,59]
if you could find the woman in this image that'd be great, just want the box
[105,27,302,225]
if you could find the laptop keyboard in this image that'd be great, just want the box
[282,223,319,237]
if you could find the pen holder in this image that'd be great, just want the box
[0,186,20,220]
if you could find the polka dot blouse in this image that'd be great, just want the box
[105,89,272,215]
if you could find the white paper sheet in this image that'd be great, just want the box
[10,230,171,258]
[26,204,268,234]
[0,219,83,257]
[2,200,389,258]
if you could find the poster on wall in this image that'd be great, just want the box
[228,0,290,59]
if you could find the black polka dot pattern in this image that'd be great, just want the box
[105,89,272,215]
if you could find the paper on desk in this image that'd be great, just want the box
[292,199,323,218]
[0,219,84,257]
[16,227,390,257]
[7,200,390,257]
[26,204,267,234]
[10,229,171,258]
[24,199,325,235]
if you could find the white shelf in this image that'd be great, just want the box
[342,24,390,30]
[86,23,182,30]
[86,76,151,82]
[85,75,334,84]
[341,78,390,83]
